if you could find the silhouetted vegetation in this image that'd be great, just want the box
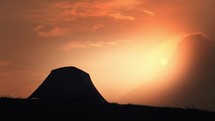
[0,98,214,121]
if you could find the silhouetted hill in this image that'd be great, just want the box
[0,98,214,121]
[29,66,106,103]
[124,34,215,111]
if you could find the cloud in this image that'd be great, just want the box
[10,0,164,38]
[106,41,118,46]
[109,13,135,21]
[62,9,77,16]
[36,27,73,37]
[24,0,148,37]
[60,40,118,50]
[33,23,104,37]
[34,0,141,19]
[33,25,45,32]
[33,24,73,37]
[142,9,155,16]
[51,0,140,20]
[92,24,104,31]
[60,41,87,50]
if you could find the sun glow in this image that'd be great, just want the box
[65,31,186,103]
[87,34,185,102]
[161,58,168,66]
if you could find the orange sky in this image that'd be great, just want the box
[1,0,215,110]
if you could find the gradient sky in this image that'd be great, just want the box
[0,0,215,110]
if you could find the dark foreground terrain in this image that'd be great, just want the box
[0,98,214,121]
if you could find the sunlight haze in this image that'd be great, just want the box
[0,0,215,111]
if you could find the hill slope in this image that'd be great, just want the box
[0,98,214,121]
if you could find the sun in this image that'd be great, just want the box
[161,58,168,66]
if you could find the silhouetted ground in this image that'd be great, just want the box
[0,98,214,121]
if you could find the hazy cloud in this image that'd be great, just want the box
[33,25,45,32]
[60,41,87,50]
[108,13,135,21]
[37,27,73,37]
[92,24,104,31]
[24,0,146,37]
[60,40,118,50]
[33,24,104,37]
[50,0,141,20]
[142,9,155,16]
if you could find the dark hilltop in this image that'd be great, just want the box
[0,66,215,121]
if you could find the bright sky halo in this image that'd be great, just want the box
[161,58,168,66]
